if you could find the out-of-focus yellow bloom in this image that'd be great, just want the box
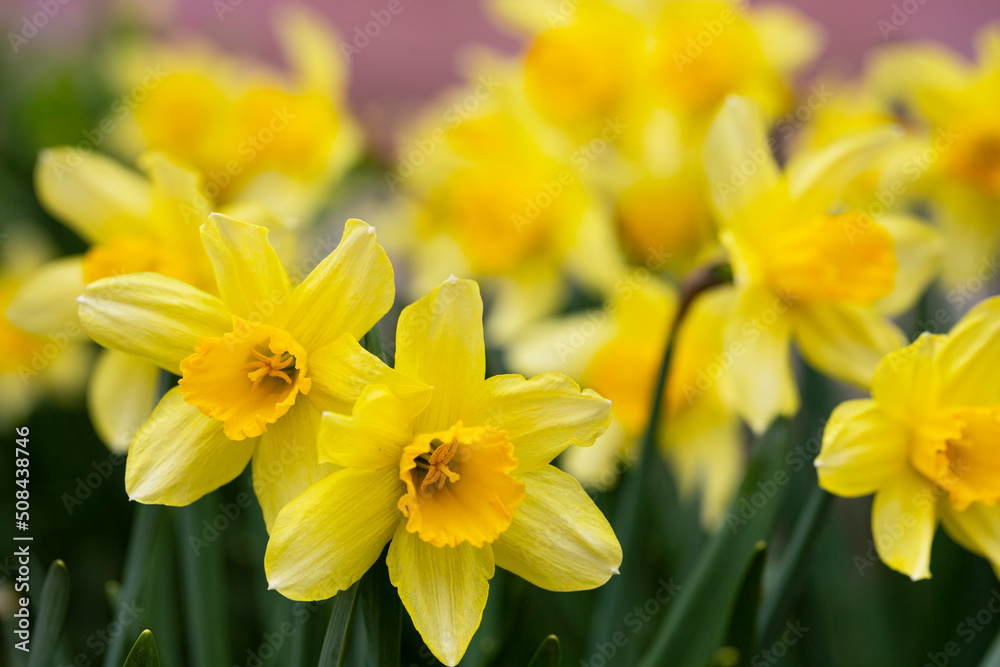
[0,227,91,425]
[816,296,1000,580]
[264,278,621,666]
[113,5,361,220]
[703,96,941,433]
[491,0,823,134]
[507,277,742,529]
[77,215,418,529]
[7,149,284,452]
[865,26,1000,285]
[394,62,597,341]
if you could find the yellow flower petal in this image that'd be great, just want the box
[461,372,612,473]
[79,273,232,374]
[6,256,86,336]
[748,5,824,75]
[561,419,629,489]
[874,214,943,316]
[870,332,945,422]
[492,465,621,591]
[786,127,901,219]
[34,148,152,244]
[871,469,938,581]
[288,219,394,350]
[396,278,485,434]
[252,402,335,532]
[387,523,494,667]
[199,213,292,322]
[940,502,1000,573]
[141,152,210,230]
[88,350,159,453]
[318,384,429,469]
[793,304,906,387]
[126,387,254,505]
[722,286,799,434]
[306,332,429,415]
[265,466,401,599]
[703,96,779,222]
[938,296,1000,407]
[815,399,909,497]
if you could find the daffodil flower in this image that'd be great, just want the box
[112,4,361,219]
[264,277,621,666]
[6,150,266,452]
[77,214,418,528]
[816,295,1000,580]
[866,26,1000,285]
[703,96,941,433]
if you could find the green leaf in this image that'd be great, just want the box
[319,583,361,667]
[123,630,160,667]
[175,495,232,667]
[980,628,1000,667]
[355,561,401,666]
[638,420,792,667]
[722,543,768,666]
[362,325,388,364]
[527,635,561,667]
[28,559,70,667]
[103,505,164,667]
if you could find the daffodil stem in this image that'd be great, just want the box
[757,486,832,644]
[318,582,360,667]
[978,626,1000,667]
[589,263,733,652]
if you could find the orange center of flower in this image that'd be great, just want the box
[81,235,204,288]
[759,211,897,305]
[179,316,311,441]
[397,422,525,548]
[946,122,1000,195]
[910,407,1000,511]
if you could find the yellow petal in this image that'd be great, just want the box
[318,384,429,469]
[200,213,292,323]
[505,309,616,380]
[940,502,1000,573]
[492,465,621,591]
[387,523,494,667]
[141,152,210,230]
[872,469,938,580]
[703,96,779,222]
[786,127,901,219]
[938,296,1000,407]
[462,372,611,473]
[34,148,152,244]
[560,419,629,489]
[722,286,799,434]
[265,466,401,600]
[252,402,336,532]
[288,219,394,351]
[793,304,906,387]
[126,387,254,505]
[88,350,160,454]
[6,256,85,335]
[748,5,824,75]
[396,278,485,434]
[306,332,429,415]
[815,399,909,497]
[870,332,945,422]
[274,3,346,96]
[78,273,231,374]
[866,43,973,126]
[874,214,943,316]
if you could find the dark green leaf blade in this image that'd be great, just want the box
[28,559,70,667]
[527,635,561,667]
[123,630,160,667]
[318,583,361,667]
[722,542,768,666]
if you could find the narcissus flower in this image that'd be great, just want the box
[264,278,621,666]
[77,215,417,528]
[7,149,267,452]
[816,296,1000,580]
[866,26,1000,285]
[112,4,361,218]
[703,96,940,433]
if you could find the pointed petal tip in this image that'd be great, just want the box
[447,273,458,285]
[611,567,621,575]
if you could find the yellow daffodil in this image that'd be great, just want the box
[703,96,941,433]
[264,277,621,666]
[6,149,284,452]
[76,215,418,528]
[507,277,742,528]
[816,295,1000,580]
[865,25,1000,285]
[0,226,91,426]
[112,4,361,220]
